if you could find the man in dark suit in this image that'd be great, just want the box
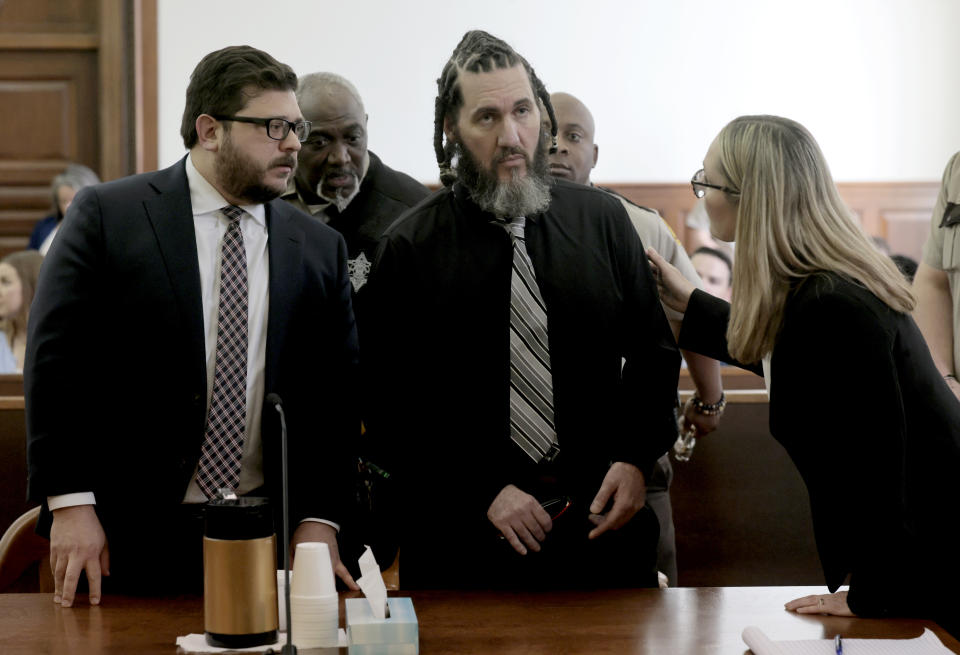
[281,72,430,299]
[364,31,678,589]
[25,46,359,606]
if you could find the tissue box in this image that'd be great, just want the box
[346,597,418,655]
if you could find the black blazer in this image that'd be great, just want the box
[680,274,960,623]
[25,158,359,555]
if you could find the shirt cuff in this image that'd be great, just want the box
[299,517,340,533]
[48,492,97,511]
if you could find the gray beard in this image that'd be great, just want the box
[317,176,360,212]
[450,131,552,218]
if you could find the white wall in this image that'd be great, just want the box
[158,0,960,184]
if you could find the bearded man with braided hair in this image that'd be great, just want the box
[363,30,679,589]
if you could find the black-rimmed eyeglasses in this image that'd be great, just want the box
[691,168,739,198]
[213,115,312,142]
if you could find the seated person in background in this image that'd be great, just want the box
[649,114,960,636]
[690,246,732,301]
[282,72,430,299]
[890,253,918,283]
[548,91,723,586]
[365,30,680,590]
[29,164,101,255]
[0,251,43,371]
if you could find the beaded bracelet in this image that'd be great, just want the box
[690,392,726,416]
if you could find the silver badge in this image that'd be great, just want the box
[348,252,372,291]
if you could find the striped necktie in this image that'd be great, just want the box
[502,217,559,463]
[196,205,249,498]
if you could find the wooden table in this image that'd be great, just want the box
[2,587,957,654]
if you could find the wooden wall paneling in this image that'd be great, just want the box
[0,50,99,253]
[836,182,940,262]
[133,0,157,173]
[98,0,132,182]
[0,0,98,33]
[0,34,98,49]
[0,0,142,254]
[605,182,697,244]
[602,181,940,260]
[883,209,933,263]
[0,54,100,163]
[0,0,101,253]
[678,367,764,392]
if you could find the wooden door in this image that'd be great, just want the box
[0,0,139,256]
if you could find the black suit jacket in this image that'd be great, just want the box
[25,158,359,564]
[680,274,960,623]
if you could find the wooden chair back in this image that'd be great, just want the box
[0,506,51,592]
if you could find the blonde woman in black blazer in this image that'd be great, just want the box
[649,115,960,636]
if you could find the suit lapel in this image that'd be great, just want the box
[143,158,206,380]
[265,199,303,392]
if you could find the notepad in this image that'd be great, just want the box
[742,626,954,655]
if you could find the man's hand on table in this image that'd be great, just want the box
[49,504,109,607]
[291,521,359,590]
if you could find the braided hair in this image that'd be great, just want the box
[434,30,558,187]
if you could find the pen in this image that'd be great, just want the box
[835,634,843,655]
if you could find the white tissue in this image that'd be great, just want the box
[356,546,389,620]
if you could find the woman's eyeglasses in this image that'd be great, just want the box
[691,168,740,198]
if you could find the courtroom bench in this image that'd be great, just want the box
[0,394,33,538]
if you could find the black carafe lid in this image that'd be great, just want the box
[204,497,273,540]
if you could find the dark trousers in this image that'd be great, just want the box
[645,454,677,586]
[401,501,660,590]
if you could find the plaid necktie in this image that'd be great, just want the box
[503,217,559,463]
[196,205,249,498]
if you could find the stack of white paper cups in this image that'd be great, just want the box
[289,542,339,648]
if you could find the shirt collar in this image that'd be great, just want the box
[186,152,267,228]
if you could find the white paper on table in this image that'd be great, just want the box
[743,626,953,655]
[176,629,346,653]
[356,545,389,619]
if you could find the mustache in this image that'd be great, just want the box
[494,146,529,164]
[270,155,297,169]
[322,166,359,179]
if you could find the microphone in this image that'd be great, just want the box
[266,393,297,655]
